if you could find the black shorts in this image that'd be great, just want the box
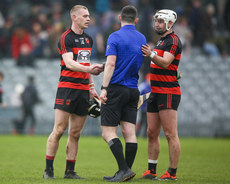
[101,84,140,126]
[147,93,181,113]
[54,88,89,116]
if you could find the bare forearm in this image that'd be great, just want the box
[89,74,93,84]
[142,44,174,69]
[151,55,170,69]
[102,61,115,87]
[65,59,90,73]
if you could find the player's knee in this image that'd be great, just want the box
[123,131,136,142]
[147,128,158,140]
[69,130,81,141]
[52,128,65,140]
[164,131,177,141]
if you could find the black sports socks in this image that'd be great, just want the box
[46,155,54,170]
[168,167,177,176]
[125,143,137,168]
[66,160,76,171]
[108,138,128,171]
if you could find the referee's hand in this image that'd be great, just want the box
[100,89,107,104]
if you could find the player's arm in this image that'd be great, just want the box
[142,44,174,69]
[62,52,103,75]
[100,55,116,104]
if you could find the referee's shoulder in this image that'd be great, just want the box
[136,30,147,41]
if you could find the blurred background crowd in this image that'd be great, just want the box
[0,0,229,63]
[0,0,230,136]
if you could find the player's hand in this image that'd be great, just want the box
[89,64,104,75]
[89,88,99,100]
[141,44,151,57]
[100,89,107,104]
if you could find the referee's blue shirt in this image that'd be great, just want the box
[105,25,146,88]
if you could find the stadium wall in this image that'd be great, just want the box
[0,56,230,137]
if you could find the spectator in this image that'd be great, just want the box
[11,26,33,60]
[13,76,40,134]
[11,83,24,108]
[138,0,155,42]
[0,71,6,108]
[30,22,49,58]
[95,0,109,14]
[187,0,202,46]
[0,15,14,58]
[103,15,120,46]
[11,83,24,135]
[21,76,40,134]
[174,16,193,56]
[224,0,230,32]
[200,3,220,56]
[17,44,35,67]
[85,16,105,60]
[48,22,65,58]
[223,0,230,52]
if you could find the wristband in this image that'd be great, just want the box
[150,51,157,59]
[101,86,108,90]
[89,83,95,87]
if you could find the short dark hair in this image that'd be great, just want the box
[121,5,137,23]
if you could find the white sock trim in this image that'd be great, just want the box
[148,159,158,164]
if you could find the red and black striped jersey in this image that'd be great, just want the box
[150,32,182,95]
[57,29,93,91]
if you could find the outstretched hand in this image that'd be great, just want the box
[89,64,104,75]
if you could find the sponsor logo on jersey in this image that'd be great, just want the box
[85,38,90,44]
[77,50,91,63]
[156,40,163,46]
[75,39,79,42]
[80,38,85,44]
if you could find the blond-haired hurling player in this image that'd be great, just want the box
[43,5,103,179]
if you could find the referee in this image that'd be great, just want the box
[100,5,146,182]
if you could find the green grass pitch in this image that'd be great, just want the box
[0,135,229,184]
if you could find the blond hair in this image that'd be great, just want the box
[70,5,88,17]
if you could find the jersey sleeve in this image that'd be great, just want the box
[164,35,180,57]
[59,33,73,55]
[105,33,117,56]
